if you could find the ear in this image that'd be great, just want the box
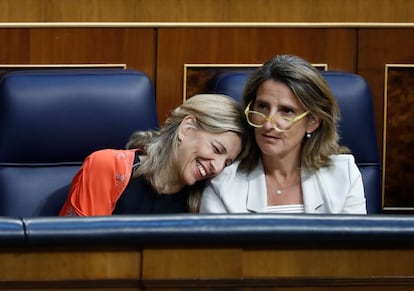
[306,114,321,134]
[178,115,198,140]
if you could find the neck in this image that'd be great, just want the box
[262,156,301,196]
[155,161,184,194]
[262,155,301,178]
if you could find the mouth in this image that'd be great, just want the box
[196,160,207,177]
[262,133,280,140]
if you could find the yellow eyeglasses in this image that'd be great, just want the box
[244,101,309,133]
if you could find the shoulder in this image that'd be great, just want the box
[207,160,262,196]
[83,149,137,174]
[86,149,136,164]
[312,154,366,214]
[327,154,359,174]
[314,154,361,184]
[204,160,247,199]
[200,160,251,213]
[209,160,245,185]
[330,154,356,163]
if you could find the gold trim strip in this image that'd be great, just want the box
[383,207,414,211]
[384,64,414,68]
[0,22,414,28]
[0,64,126,69]
[184,64,262,68]
[383,65,389,210]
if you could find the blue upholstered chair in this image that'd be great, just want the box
[0,69,158,217]
[211,70,382,214]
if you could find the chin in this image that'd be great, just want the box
[259,147,281,157]
[184,176,198,187]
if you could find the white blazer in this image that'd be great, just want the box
[200,154,367,214]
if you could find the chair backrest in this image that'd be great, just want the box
[211,70,382,214]
[0,69,159,217]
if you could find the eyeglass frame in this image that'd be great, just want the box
[244,100,310,133]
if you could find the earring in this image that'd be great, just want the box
[306,132,312,138]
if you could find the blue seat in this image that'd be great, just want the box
[0,69,159,217]
[211,70,382,214]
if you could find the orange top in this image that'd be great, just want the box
[59,149,138,216]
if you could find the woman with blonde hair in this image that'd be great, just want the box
[60,94,248,215]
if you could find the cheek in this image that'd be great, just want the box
[254,129,267,144]
[177,142,194,166]
[235,143,242,157]
[180,136,198,153]
[227,141,242,160]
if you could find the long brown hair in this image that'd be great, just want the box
[240,54,349,172]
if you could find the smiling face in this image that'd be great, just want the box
[176,116,242,186]
[253,79,320,160]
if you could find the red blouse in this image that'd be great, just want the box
[59,149,137,216]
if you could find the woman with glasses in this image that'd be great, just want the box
[199,55,367,214]
[59,94,249,216]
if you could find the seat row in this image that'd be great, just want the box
[0,68,381,216]
[2,214,414,247]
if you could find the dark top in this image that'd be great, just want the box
[112,153,190,214]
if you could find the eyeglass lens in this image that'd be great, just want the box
[247,111,293,131]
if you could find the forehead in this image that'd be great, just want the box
[256,80,296,102]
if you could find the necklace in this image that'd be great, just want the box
[266,176,300,195]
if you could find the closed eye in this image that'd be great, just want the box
[212,144,221,154]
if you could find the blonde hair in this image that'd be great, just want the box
[126,94,249,212]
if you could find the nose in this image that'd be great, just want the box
[263,116,275,130]
[209,156,226,176]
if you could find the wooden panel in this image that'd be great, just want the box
[145,287,414,291]
[0,27,155,80]
[0,0,413,22]
[357,28,414,182]
[142,247,414,279]
[156,28,356,122]
[142,247,414,290]
[0,28,31,63]
[143,248,242,279]
[243,248,414,277]
[1,246,413,290]
[0,248,142,289]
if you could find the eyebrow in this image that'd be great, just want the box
[256,98,299,111]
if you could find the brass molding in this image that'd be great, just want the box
[0,64,126,68]
[0,22,414,28]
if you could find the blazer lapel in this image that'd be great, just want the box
[302,168,324,213]
[246,161,268,213]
